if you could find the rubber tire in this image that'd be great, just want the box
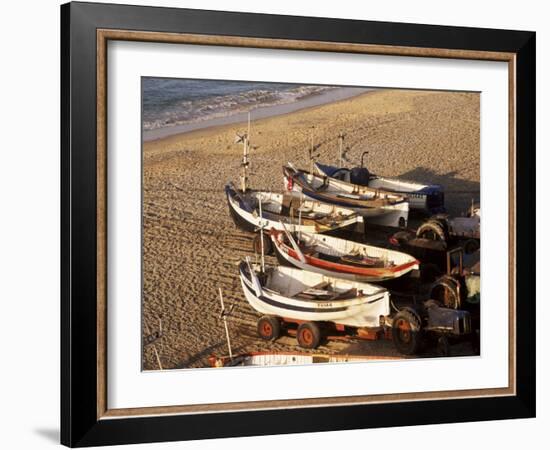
[296,322,322,349]
[463,238,480,254]
[416,220,448,243]
[252,233,273,255]
[430,276,461,309]
[392,308,423,355]
[257,316,281,341]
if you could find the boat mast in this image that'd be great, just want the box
[239,112,251,193]
[309,126,315,174]
[297,192,303,241]
[258,197,265,273]
[280,221,306,263]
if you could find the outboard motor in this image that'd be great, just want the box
[350,167,370,186]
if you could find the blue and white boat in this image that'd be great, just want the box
[283,164,409,228]
[314,162,445,214]
[239,259,390,328]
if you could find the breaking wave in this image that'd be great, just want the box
[142,82,336,131]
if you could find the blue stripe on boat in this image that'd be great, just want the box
[240,266,349,314]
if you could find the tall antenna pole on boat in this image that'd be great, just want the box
[259,197,265,273]
[218,288,233,360]
[242,131,249,193]
[310,127,315,174]
[239,112,251,193]
[247,111,251,143]
[298,192,303,241]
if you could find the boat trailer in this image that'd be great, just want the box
[256,298,473,357]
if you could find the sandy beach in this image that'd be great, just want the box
[142,89,480,370]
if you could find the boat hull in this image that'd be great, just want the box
[239,262,390,328]
[271,230,419,282]
[283,166,409,228]
[314,162,445,214]
[291,186,409,227]
[225,184,361,233]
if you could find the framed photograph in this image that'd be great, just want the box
[61,1,536,447]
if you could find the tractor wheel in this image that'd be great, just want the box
[392,308,423,355]
[252,233,273,255]
[296,322,322,349]
[430,276,461,309]
[463,239,480,254]
[416,220,448,243]
[257,316,281,341]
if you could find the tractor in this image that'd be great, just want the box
[416,203,480,254]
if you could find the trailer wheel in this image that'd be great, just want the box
[257,316,281,341]
[430,277,461,309]
[392,308,422,355]
[463,239,480,254]
[297,322,322,349]
[252,233,273,255]
[416,220,448,243]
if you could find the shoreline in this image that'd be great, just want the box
[143,87,372,142]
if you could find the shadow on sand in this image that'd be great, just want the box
[177,341,226,368]
[398,167,480,216]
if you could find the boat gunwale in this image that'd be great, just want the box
[270,230,419,278]
[225,183,361,230]
[284,165,408,208]
[239,261,387,307]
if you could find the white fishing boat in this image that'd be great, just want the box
[283,163,409,228]
[314,162,445,214]
[239,259,390,328]
[225,183,362,234]
[270,228,419,282]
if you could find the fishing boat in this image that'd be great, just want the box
[225,183,362,234]
[283,163,409,228]
[239,259,390,328]
[208,352,397,367]
[270,228,419,282]
[314,161,445,214]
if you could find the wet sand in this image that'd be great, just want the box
[142,89,480,370]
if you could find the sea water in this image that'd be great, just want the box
[142,78,370,140]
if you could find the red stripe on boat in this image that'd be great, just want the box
[273,231,418,278]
